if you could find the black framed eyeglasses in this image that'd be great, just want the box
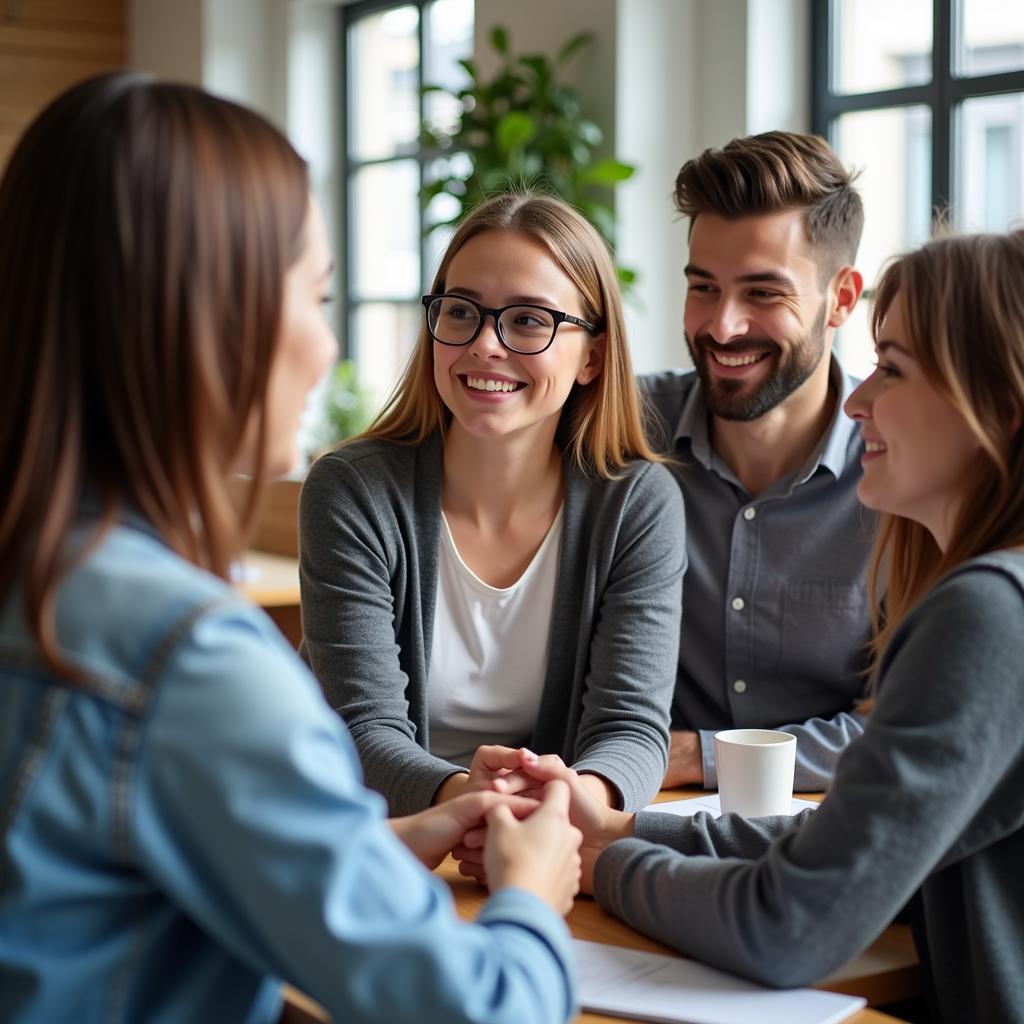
[421,293,602,355]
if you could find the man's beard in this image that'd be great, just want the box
[687,303,828,421]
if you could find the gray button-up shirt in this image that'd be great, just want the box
[642,358,875,789]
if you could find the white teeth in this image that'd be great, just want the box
[864,441,887,453]
[712,351,765,367]
[466,376,521,392]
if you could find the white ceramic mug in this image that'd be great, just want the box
[714,728,797,817]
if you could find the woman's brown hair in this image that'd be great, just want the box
[0,72,309,676]
[355,190,661,477]
[866,230,1024,667]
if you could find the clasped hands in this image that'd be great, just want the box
[404,745,635,897]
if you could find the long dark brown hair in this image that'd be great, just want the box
[866,230,1024,667]
[0,72,309,676]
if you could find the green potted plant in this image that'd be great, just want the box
[421,26,637,285]
[310,358,374,453]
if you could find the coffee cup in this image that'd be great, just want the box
[714,728,797,817]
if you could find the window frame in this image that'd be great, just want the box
[340,0,443,361]
[811,0,1024,223]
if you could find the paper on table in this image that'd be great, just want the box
[574,939,865,1024]
[643,794,820,817]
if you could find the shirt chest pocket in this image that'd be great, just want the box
[777,580,871,701]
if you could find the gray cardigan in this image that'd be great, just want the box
[595,550,1024,1023]
[299,434,686,815]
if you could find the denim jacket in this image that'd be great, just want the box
[0,520,574,1023]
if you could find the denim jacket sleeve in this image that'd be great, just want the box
[130,601,575,1024]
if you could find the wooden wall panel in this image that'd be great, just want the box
[9,0,124,27]
[0,0,126,168]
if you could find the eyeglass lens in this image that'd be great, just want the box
[426,296,555,353]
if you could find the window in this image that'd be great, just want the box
[342,0,473,409]
[812,0,1024,375]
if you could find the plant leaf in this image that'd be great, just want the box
[416,25,636,256]
[490,25,509,54]
[495,111,537,152]
[518,54,552,88]
[581,159,636,185]
[575,119,603,147]
[556,32,592,64]
[482,167,515,193]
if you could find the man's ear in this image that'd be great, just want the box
[576,333,606,386]
[827,266,864,329]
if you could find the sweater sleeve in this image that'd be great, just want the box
[571,462,685,810]
[594,563,1024,987]
[299,450,464,814]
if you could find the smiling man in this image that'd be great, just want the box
[644,131,874,791]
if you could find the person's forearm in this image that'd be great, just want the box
[775,711,867,790]
[663,730,703,788]
[433,772,469,805]
[577,771,619,808]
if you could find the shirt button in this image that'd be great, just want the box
[733,679,748,694]
[743,506,756,521]
[731,596,745,611]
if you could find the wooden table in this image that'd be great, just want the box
[437,860,916,1024]
[236,550,303,647]
[284,790,921,1024]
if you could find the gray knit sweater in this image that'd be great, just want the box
[595,550,1024,1023]
[299,434,686,815]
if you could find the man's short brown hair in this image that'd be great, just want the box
[674,130,864,280]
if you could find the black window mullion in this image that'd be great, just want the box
[810,0,830,137]
[818,84,940,119]
[418,3,429,296]
[949,69,1024,98]
[341,2,355,361]
[932,0,953,219]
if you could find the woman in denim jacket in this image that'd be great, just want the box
[0,73,581,1024]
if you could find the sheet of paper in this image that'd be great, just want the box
[643,794,820,817]
[574,939,865,1024]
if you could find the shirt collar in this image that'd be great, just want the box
[672,355,861,482]
[674,376,713,468]
[814,356,861,480]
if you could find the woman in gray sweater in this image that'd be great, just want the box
[300,193,685,816]
[501,230,1024,1023]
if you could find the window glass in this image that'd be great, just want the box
[351,160,421,301]
[955,92,1024,231]
[346,1,473,415]
[423,152,470,280]
[833,0,932,94]
[818,1,1024,375]
[959,0,1024,77]
[833,106,933,367]
[353,302,421,408]
[349,6,420,162]
[423,0,474,135]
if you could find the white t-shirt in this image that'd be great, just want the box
[426,507,564,766]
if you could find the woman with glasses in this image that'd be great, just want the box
[0,77,583,1023]
[300,192,685,816]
